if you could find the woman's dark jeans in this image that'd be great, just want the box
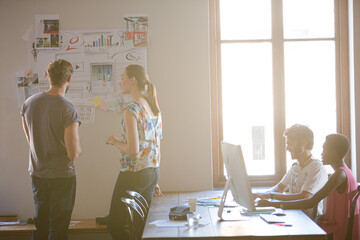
[107,167,159,240]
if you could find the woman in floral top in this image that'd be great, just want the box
[106,64,163,240]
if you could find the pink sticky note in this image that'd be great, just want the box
[99,100,109,111]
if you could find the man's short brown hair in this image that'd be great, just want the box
[46,59,73,87]
[284,124,314,150]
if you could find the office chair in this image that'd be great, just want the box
[126,190,150,216]
[121,198,145,240]
[310,203,318,220]
[346,183,360,240]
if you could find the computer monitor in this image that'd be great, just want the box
[218,141,255,219]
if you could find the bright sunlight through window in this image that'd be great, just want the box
[220,0,336,176]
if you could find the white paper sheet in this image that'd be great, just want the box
[0,221,20,226]
[35,15,60,49]
[149,219,209,228]
[72,101,96,124]
[150,220,188,227]
[124,15,149,48]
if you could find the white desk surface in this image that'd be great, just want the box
[142,191,327,240]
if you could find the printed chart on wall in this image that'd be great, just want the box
[124,15,149,48]
[35,15,60,49]
[18,15,148,124]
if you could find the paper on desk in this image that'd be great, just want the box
[150,220,187,227]
[193,198,238,208]
[0,221,20,226]
[150,220,210,227]
[69,221,80,227]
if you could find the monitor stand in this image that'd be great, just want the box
[217,176,231,219]
[217,176,248,221]
[218,176,275,220]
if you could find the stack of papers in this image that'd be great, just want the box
[0,221,20,226]
[195,197,238,208]
[241,207,276,215]
[259,214,285,223]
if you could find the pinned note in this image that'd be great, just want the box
[108,101,117,112]
[99,100,109,111]
[91,96,102,107]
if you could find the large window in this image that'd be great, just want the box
[210,0,350,187]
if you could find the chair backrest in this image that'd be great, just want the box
[126,190,150,216]
[346,183,360,240]
[310,203,318,220]
[121,197,145,240]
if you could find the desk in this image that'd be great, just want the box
[142,191,327,240]
[0,219,110,240]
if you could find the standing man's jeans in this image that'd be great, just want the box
[31,176,76,240]
[107,167,160,240]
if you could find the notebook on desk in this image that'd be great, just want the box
[259,214,285,223]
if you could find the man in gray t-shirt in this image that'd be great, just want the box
[21,59,81,240]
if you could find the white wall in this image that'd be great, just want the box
[0,0,212,219]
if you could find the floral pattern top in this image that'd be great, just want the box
[119,102,162,172]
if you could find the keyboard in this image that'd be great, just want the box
[241,207,276,216]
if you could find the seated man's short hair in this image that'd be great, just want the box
[284,124,314,150]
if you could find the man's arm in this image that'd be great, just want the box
[254,183,287,199]
[258,164,325,201]
[271,190,313,201]
[270,183,288,193]
[64,122,82,161]
[258,169,347,209]
[22,116,30,144]
[272,163,328,201]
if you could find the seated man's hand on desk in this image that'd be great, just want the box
[252,184,285,200]
[256,199,282,209]
[256,199,272,207]
[253,192,271,199]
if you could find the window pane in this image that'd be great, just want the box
[283,0,334,39]
[284,41,336,168]
[221,43,274,175]
[220,0,271,40]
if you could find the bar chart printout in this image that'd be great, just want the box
[83,32,113,49]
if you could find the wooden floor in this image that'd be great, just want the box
[0,219,111,240]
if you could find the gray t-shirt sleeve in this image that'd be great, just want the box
[63,102,81,128]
